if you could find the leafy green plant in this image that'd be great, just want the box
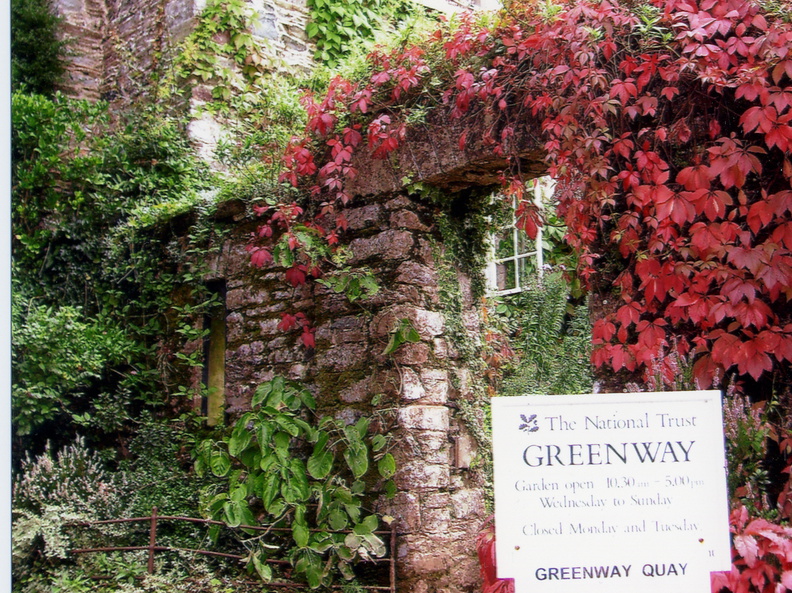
[723,391,774,516]
[117,417,210,549]
[316,268,380,303]
[495,273,593,396]
[11,89,219,446]
[12,91,210,306]
[213,74,306,178]
[11,296,138,437]
[382,319,421,356]
[306,0,428,66]
[175,0,271,98]
[195,376,394,588]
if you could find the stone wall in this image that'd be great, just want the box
[169,73,547,590]
[53,0,315,102]
[246,0,314,71]
[51,0,498,103]
[177,187,489,592]
[102,0,193,101]
[54,0,107,100]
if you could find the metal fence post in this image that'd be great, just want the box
[389,522,397,593]
[148,507,158,574]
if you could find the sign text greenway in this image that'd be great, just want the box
[491,391,731,593]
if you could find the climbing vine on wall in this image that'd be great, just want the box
[306,0,430,67]
[176,0,271,99]
[250,0,792,397]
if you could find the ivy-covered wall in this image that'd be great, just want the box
[52,0,315,102]
[173,183,491,591]
[38,1,533,590]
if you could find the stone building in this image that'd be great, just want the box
[49,1,523,591]
[53,0,498,102]
[173,112,544,592]
[53,0,315,101]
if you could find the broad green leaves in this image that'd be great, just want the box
[307,433,334,479]
[210,450,231,477]
[195,375,395,588]
[316,268,380,303]
[305,0,424,67]
[382,318,421,355]
[378,453,397,479]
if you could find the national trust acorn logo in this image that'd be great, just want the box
[519,413,539,433]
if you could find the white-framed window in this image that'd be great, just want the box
[485,177,555,295]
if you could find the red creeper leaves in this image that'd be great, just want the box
[261,0,792,379]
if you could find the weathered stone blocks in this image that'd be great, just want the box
[395,261,436,286]
[349,230,414,263]
[420,369,449,404]
[396,462,449,491]
[392,342,431,366]
[372,306,445,340]
[390,210,428,231]
[398,406,449,432]
[450,489,485,520]
[316,343,370,372]
[345,204,383,230]
[401,368,426,401]
[226,287,269,310]
[338,376,371,404]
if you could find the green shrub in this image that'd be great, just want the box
[306,0,432,66]
[12,90,217,444]
[12,91,210,305]
[13,436,128,517]
[11,295,139,438]
[119,417,206,524]
[723,390,774,515]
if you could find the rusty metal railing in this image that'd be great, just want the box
[68,507,397,592]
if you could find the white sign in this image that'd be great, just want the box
[491,391,731,592]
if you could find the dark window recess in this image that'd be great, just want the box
[202,280,227,426]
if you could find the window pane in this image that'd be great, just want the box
[494,229,514,260]
[518,255,534,286]
[517,228,532,255]
[496,259,516,291]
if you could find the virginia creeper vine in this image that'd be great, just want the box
[253,0,792,395]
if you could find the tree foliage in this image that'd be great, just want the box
[306,0,431,66]
[11,91,215,449]
[11,0,67,94]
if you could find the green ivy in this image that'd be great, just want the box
[433,188,503,300]
[195,376,395,588]
[316,267,380,304]
[12,91,210,307]
[11,90,224,450]
[175,0,272,101]
[382,319,421,356]
[307,0,427,66]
